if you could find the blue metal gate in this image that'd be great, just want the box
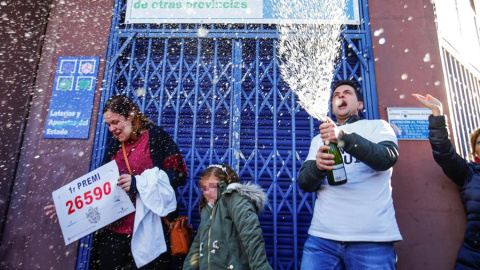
[77,1,377,269]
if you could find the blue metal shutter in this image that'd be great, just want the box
[77,1,378,269]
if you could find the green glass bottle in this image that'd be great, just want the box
[324,141,347,185]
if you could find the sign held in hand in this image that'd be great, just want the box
[52,161,135,245]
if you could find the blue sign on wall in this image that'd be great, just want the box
[387,107,431,140]
[44,57,99,139]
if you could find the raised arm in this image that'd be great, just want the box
[413,93,470,185]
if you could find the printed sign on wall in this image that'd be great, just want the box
[387,107,431,140]
[44,56,99,139]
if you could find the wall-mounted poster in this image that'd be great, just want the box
[44,56,99,139]
[387,107,431,140]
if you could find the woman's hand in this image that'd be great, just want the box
[412,93,443,116]
[43,204,58,223]
[117,174,132,192]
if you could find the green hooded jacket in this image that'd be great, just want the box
[183,182,272,270]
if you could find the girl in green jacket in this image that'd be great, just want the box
[183,164,272,270]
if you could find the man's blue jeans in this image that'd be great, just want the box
[300,235,397,270]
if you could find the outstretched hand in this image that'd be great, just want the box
[412,93,443,116]
[44,204,58,223]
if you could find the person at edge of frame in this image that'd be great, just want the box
[413,93,480,269]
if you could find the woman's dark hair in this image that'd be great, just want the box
[198,163,239,212]
[470,128,480,160]
[102,95,153,140]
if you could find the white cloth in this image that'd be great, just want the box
[305,119,403,242]
[131,167,177,267]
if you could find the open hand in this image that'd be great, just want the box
[412,93,443,116]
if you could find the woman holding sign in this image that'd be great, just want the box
[413,93,480,269]
[46,95,187,269]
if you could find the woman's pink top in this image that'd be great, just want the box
[106,130,154,234]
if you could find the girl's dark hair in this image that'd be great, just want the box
[102,95,153,140]
[470,128,480,160]
[198,163,239,212]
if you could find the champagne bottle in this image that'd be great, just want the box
[323,141,347,185]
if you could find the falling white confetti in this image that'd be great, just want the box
[197,27,208,37]
[374,28,384,36]
[135,87,146,97]
[423,53,431,62]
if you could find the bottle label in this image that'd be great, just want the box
[331,164,347,182]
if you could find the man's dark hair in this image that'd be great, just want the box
[331,80,363,102]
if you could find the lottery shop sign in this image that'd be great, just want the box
[52,161,135,245]
[44,56,99,139]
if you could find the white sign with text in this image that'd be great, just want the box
[387,107,431,140]
[126,0,263,24]
[52,161,135,245]
[125,0,360,24]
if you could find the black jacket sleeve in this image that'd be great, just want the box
[428,115,469,186]
[342,132,399,171]
[297,160,327,192]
